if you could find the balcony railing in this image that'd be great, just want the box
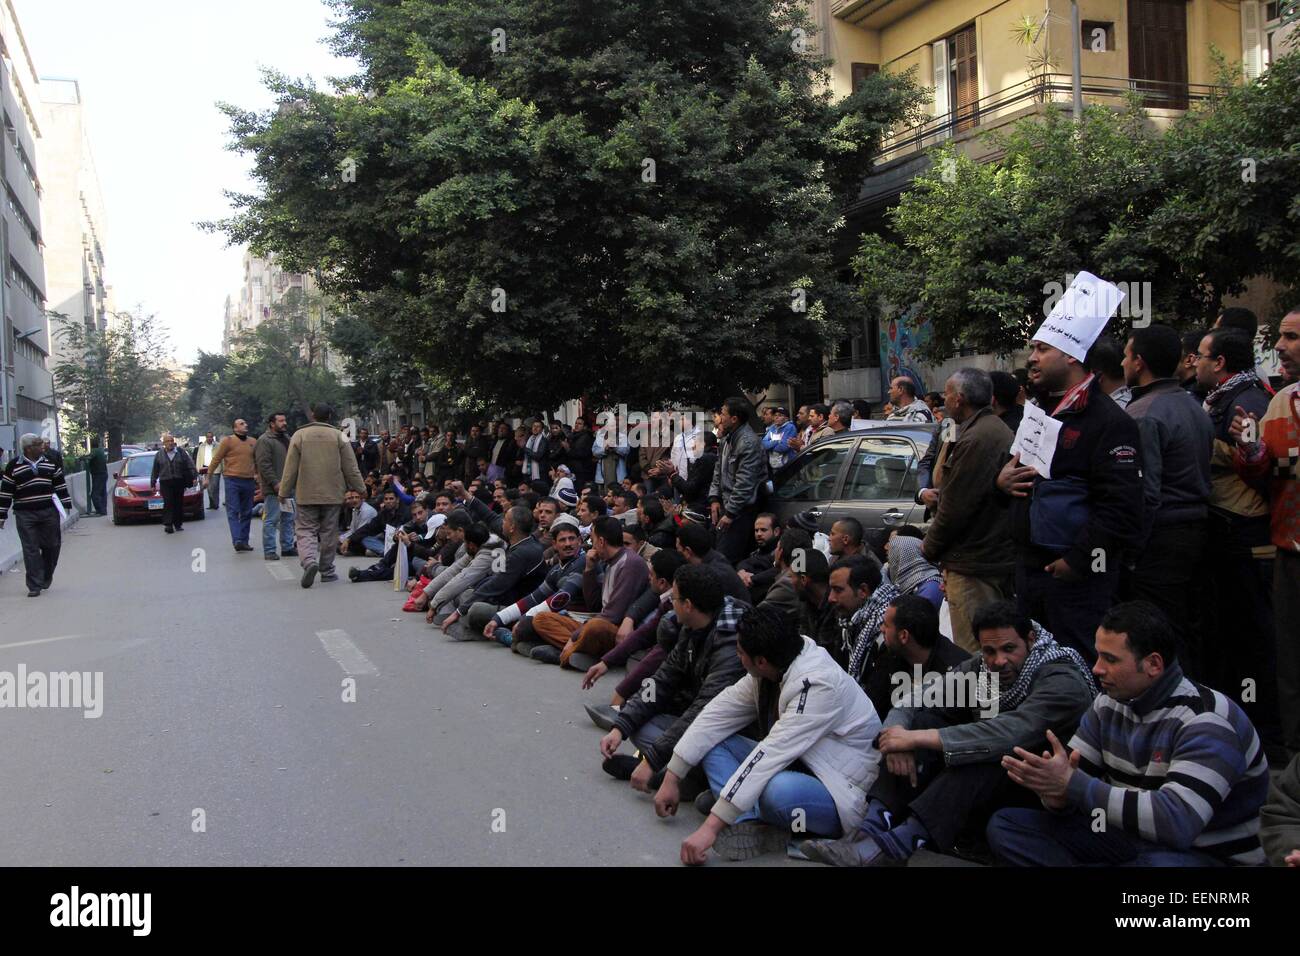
[876,72,1223,165]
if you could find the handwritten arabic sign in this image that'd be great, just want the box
[1032,271,1126,362]
[1010,403,1063,479]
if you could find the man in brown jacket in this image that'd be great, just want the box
[921,369,1014,652]
[209,418,258,552]
[279,402,367,588]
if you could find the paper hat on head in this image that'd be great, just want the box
[1031,271,1126,363]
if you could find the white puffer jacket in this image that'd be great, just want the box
[667,636,881,834]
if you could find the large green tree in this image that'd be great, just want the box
[210,0,925,410]
[51,310,180,460]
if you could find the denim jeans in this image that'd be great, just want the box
[224,477,256,546]
[262,494,296,555]
[700,734,842,837]
[361,534,385,556]
[986,807,1225,866]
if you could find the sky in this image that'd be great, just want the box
[19,0,357,365]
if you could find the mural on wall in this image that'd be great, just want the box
[880,304,931,398]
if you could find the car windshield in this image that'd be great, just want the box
[122,456,156,477]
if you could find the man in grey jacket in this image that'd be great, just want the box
[1120,325,1213,650]
[655,606,882,864]
[802,599,1097,866]
[708,396,765,563]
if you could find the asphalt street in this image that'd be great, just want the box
[0,507,967,867]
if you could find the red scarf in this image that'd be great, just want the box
[1049,374,1096,417]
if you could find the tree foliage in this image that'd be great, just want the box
[856,52,1300,362]
[51,311,180,460]
[209,0,926,410]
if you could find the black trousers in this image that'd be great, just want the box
[16,507,61,591]
[869,711,1038,851]
[1121,520,1206,672]
[90,471,107,514]
[159,478,188,529]
[714,505,758,563]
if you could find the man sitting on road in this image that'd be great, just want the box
[339,489,377,555]
[424,521,503,631]
[988,601,1269,866]
[857,594,971,722]
[832,557,901,680]
[485,514,587,652]
[675,519,750,603]
[801,599,1097,867]
[599,564,749,795]
[654,606,882,864]
[342,489,408,557]
[458,506,547,640]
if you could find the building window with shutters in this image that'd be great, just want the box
[1128,0,1189,109]
[850,62,880,92]
[1245,1,1296,77]
[931,24,978,138]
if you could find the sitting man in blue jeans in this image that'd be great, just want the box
[653,605,882,864]
[988,601,1270,866]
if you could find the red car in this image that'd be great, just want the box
[111,453,206,525]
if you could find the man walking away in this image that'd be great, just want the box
[149,433,197,534]
[255,411,297,560]
[87,437,108,516]
[279,402,367,588]
[209,419,258,552]
[194,431,222,509]
[0,433,73,596]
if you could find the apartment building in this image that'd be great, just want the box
[0,0,53,457]
[788,0,1291,405]
[39,76,111,368]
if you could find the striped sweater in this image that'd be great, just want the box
[1065,663,1269,865]
[1234,382,1300,553]
[0,456,72,520]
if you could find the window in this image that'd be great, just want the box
[1128,0,1189,109]
[850,62,880,91]
[842,437,918,501]
[772,440,854,502]
[932,25,978,134]
[7,258,43,305]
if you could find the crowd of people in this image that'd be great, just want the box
[13,302,1299,867]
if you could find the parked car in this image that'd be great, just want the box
[111,453,205,525]
[765,422,937,536]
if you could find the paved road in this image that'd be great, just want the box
[0,509,966,867]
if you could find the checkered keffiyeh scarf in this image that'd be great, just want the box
[1203,370,1259,415]
[973,621,1098,712]
[846,582,901,681]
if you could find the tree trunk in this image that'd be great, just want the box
[108,426,124,463]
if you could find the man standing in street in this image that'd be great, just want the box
[256,411,297,561]
[279,402,367,588]
[148,432,197,534]
[708,396,765,563]
[885,377,934,423]
[0,433,73,597]
[922,368,1015,652]
[193,430,222,510]
[209,419,258,552]
[87,437,108,516]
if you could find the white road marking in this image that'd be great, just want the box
[266,563,294,582]
[0,634,85,652]
[316,629,378,676]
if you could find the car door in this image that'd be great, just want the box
[768,437,857,529]
[833,433,923,534]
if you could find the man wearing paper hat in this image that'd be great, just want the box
[995,271,1144,660]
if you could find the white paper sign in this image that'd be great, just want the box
[1009,403,1063,479]
[383,525,397,554]
[1032,271,1126,362]
[394,540,409,590]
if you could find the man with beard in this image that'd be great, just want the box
[828,556,900,679]
[801,600,1096,867]
[855,595,970,722]
[997,332,1143,659]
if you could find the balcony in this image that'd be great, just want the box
[851,72,1222,213]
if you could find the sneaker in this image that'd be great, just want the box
[583,702,620,731]
[566,651,599,672]
[694,790,716,816]
[601,754,639,781]
[234,543,253,552]
[281,549,298,557]
[530,645,562,665]
[27,589,41,598]
[164,526,174,534]
[348,568,361,582]
[712,822,789,862]
[511,639,538,658]
[319,571,339,583]
[175,526,184,532]
[301,562,319,589]
[265,554,280,561]
[799,832,901,868]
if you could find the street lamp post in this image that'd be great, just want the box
[1071,1,1084,121]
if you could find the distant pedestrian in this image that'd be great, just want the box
[0,433,73,597]
[193,431,222,509]
[208,419,258,552]
[87,437,109,516]
[279,402,367,588]
[255,411,297,561]
[149,433,197,534]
